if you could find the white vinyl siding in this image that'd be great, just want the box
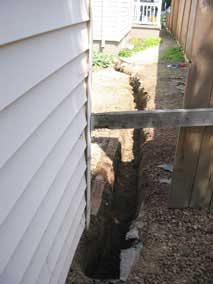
[118,0,133,40]
[93,0,133,42]
[0,0,89,45]
[0,1,90,284]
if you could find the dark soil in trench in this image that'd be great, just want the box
[89,130,141,280]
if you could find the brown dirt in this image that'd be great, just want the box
[68,66,140,283]
[128,127,213,284]
[90,67,140,280]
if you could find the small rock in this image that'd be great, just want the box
[159,178,171,185]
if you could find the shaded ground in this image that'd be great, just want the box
[128,127,213,283]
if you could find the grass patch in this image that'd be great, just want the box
[143,37,162,48]
[93,51,115,68]
[119,37,161,58]
[161,47,185,62]
[118,49,135,58]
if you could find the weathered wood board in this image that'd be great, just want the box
[173,0,180,37]
[176,0,186,42]
[180,0,191,48]
[185,0,198,59]
[92,109,213,130]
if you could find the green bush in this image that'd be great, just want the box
[161,47,185,62]
[129,38,144,48]
[118,49,135,58]
[93,51,115,68]
[143,37,162,48]
[118,37,161,58]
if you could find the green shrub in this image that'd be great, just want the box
[93,51,115,68]
[129,38,144,48]
[143,37,162,48]
[161,47,185,62]
[118,49,134,58]
[118,37,161,58]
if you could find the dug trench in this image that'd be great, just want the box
[67,70,147,284]
[89,128,141,281]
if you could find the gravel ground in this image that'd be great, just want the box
[128,128,213,284]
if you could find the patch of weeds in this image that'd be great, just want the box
[118,37,161,58]
[161,47,185,62]
[118,49,135,58]
[129,38,144,48]
[143,37,162,48]
[93,51,115,68]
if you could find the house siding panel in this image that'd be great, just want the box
[0,63,88,167]
[93,0,133,42]
[0,1,90,284]
[0,23,89,111]
[0,0,89,45]
[118,0,133,40]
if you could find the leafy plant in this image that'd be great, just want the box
[93,51,115,68]
[118,49,135,58]
[143,37,161,48]
[118,37,161,58]
[129,38,144,48]
[161,47,185,62]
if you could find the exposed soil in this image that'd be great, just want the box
[89,68,140,280]
[67,67,141,283]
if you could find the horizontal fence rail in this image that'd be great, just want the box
[133,0,162,26]
[92,109,213,129]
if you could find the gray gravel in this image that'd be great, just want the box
[127,128,213,284]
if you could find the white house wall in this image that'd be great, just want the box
[93,0,133,42]
[0,1,90,284]
[118,0,133,41]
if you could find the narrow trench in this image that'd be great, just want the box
[82,73,145,282]
[88,130,140,281]
[86,131,139,280]
[69,69,146,284]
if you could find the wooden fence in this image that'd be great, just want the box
[167,0,199,59]
[168,0,213,209]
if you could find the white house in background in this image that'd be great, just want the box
[93,0,162,52]
[0,1,91,284]
[133,0,162,27]
[93,0,134,52]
